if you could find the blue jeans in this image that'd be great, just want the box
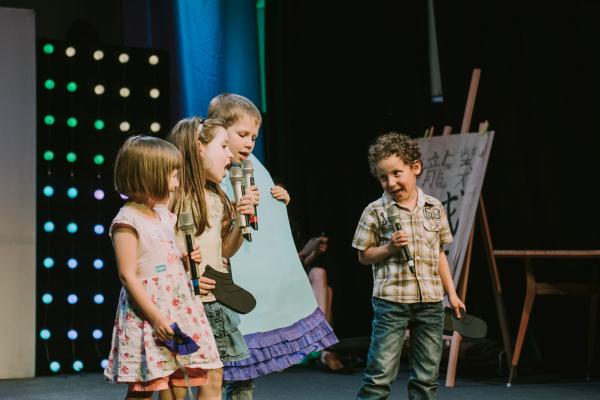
[357,298,444,400]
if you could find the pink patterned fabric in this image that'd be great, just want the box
[104,205,222,384]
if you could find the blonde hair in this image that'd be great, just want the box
[208,93,262,128]
[114,135,181,204]
[167,117,235,236]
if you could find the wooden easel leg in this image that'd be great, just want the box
[478,198,513,372]
[445,229,474,388]
[445,332,463,388]
[508,260,536,386]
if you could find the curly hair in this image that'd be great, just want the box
[367,132,421,178]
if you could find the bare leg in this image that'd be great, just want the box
[308,268,344,371]
[126,391,154,400]
[159,387,188,400]
[325,286,334,323]
[196,368,223,400]
[308,267,328,313]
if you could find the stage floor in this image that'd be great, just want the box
[1,366,599,399]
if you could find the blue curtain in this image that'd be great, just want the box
[175,0,264,161]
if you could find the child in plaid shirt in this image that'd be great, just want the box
[353,132,465,400]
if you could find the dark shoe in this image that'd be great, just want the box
[202,265,256,314]
[444,307,487,339]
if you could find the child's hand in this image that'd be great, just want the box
[245,185,260,206]
[316,236,328,255]
[238,192,257,215]
[448,294,466,318]
[152,315,174,342]
[199,276,216,295]
[189,247,202,264]
[388,231,409,253]
[181,247,202,272]
[271,185,290,205]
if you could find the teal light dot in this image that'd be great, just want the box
[42,293,53,304]
[67,117,78,128]
[67,187,78,199]
[66,81,77,92]
[43,150,55,161]
[43,257,55,268]
[43,43,54,55]
[44,221,55,232]
[93,154,104,165]
[66,152,77,163]
[44,79,55,90]
[43,185,54,197]
[67,222,78,234]
[40,329,51,340]
[49,361,60,373]
[94,119,105,130]
[73,360,84,372]
[44,115,55,126]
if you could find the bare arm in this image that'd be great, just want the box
[112,229,173,340]
[438,249,465,316]
[271,185,290,205]
[358,244,394,265]
[222,219,244,258]
[357,231,408,265]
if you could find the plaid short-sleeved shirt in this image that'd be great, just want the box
[352,187,453,304]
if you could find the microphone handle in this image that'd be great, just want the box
[185,233,201,295]
[249,176,258,230]
[240,185,250,228]
[392,222,415,272]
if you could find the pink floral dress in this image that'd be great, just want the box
[104,205,222,384]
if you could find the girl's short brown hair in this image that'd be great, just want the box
[114,135,181,203]
[368,132,421,177]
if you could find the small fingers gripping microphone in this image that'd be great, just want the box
[229,166,252,242]
[386,204,415,274]
[241,159,258,230]
[179,211,201,295]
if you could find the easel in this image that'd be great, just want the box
[424,69,514,387]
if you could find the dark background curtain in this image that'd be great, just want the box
[265,0,600,374]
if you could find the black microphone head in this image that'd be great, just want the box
[178,211,195,234]
[241,159,254,175]
[230,166,243,182]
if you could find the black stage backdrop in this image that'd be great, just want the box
[264,0,600,375]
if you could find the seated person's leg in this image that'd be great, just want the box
[308,266,329,312]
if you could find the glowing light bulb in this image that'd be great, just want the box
[93,259,104,270]
[93,50,104,60]
[94,84,105,95]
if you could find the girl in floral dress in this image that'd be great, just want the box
[168,117,257,400]
[104,135,222,400]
